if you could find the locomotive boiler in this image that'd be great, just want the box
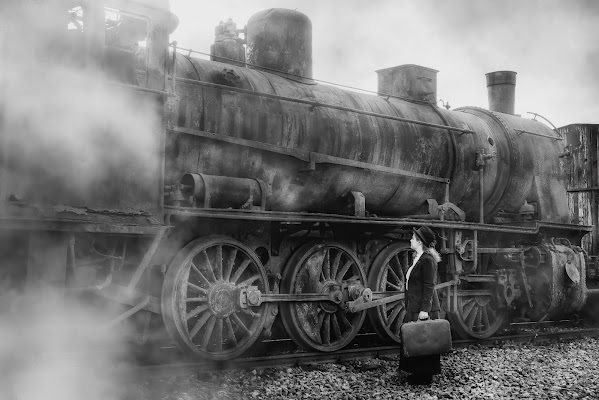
[0,0,595,362]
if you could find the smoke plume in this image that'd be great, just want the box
[0,1,165,399]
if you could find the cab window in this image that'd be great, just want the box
[67,6,150,87]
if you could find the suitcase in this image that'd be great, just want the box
[400,319,452,358]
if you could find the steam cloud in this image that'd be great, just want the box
[0,290,132,400]
[171,0,599,126]
[0,1,164,399]
[1,0,161,206]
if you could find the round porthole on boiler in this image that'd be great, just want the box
[488,137,495,146]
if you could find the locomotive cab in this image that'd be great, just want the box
[60,0,177,90]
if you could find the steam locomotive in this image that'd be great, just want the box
[1,0,596,361]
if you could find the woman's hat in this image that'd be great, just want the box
[413,226,436,248]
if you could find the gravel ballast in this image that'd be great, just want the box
[130,338,599,400]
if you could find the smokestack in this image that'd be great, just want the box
[486,71,517,114]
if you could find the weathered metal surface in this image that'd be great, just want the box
[457,108,569,223]
[246,9,312,81]
[527,242,587,319]
[0,216,164,234]
[169,126,449,183]
[169,58,460,217]
[559,124,599,256]
[485,71,516,115]
[376,64,438,102]
[168,53,570,226]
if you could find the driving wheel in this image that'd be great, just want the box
[367,243,410,344]
[280,241,367,352]
[161,235,268,360]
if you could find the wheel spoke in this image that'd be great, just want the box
[330,251,342,279]
[387,266,401,285]
[386,282,402,291]
[200,251,217,282]
[386,304,402,326]
[230,259,252,283]
[231,313,251,336]
[224,317,237,346]
[223,248,238,281]
[465,305,479,330]
[186,297,207,303]
[475,305,483,331]
[236,274,260,288]
[331,314,342,340]
[477,307,485,331]
[482,305,491,330]
[322,315,331,345]
[386,300,400,309]
[214,319,224,353]
[201,316,217,349]
[187,282,209,295]
[322,249,331,280]
[215,245,223,280]
[336,310,351,328]
[336,260,353,281]
[315,310,326,343]
[189,312,212,339]
[190,263,211,287]
[187,304,209,320]
[461,298,477,320]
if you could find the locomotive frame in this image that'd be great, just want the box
[0,0,595,361]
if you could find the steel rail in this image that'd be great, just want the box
[131,327,599,378]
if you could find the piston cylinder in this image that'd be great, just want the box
[180,173,265,209]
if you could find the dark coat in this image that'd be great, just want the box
[401,252,442,376]
[405,252,441,316]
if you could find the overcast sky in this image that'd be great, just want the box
[169,0,598,128]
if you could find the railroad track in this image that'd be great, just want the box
[132,326,599,378]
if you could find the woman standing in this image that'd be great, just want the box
[399,225,442,384]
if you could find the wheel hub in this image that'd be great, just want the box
[208,282,237,318]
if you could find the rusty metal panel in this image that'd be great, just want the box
[169,55,564,224]
[560,124,599,254]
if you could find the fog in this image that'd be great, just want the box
[170,0,599,127]
[0,289,132,400]
[1,0,161,206]
[0,2,163,399]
